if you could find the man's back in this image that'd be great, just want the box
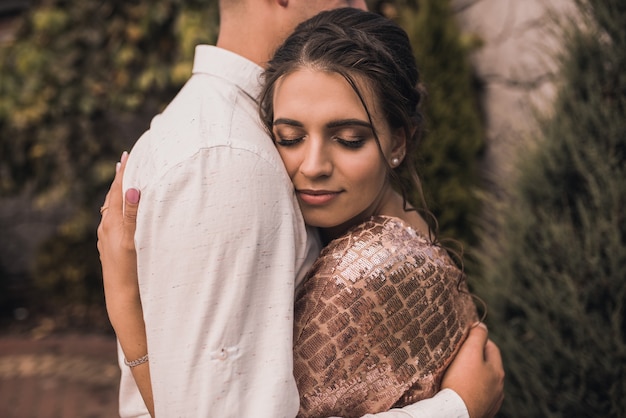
[120,45,314,417]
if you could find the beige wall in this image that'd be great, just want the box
[453,0,576,185]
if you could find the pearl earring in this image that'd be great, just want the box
[391,157,400,167]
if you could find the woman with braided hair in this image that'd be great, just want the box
[99,7,503,418]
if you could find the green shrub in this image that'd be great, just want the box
[397,0,485,251]
[476,0,626,416]
[0,0,218,328]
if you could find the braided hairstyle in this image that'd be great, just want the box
[259,7,432,225]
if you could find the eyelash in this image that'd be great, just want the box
[276,136,366,150]
[275,137,304,147]
[336,137,366,149]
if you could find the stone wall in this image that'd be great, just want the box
[453,0,576,186]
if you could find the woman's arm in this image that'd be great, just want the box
[97,152,154,417]
[293,216,479,417]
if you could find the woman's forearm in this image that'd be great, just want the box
[98,153,154,414]
[104,287,155,417]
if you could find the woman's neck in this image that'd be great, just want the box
[377,190,431,236]
[319,190,431,245]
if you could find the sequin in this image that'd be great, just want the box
[294,216,478,418]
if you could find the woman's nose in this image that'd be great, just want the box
[299,139,333,179]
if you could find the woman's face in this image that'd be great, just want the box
[272,68,403,239]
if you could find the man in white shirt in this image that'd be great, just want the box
[118,0,504,416]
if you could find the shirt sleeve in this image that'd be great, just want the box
[355,389,469,418]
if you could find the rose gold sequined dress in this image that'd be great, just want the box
[293,216,478,418]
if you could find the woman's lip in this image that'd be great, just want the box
[296,189,342,205]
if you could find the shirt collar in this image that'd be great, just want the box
[192,45,264,102]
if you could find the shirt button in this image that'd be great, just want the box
[217,349,228,360]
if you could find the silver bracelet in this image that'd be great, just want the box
[124,353,149,368]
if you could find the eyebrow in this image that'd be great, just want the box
[273,118,372,130]
[327,119,372,129]
[273,118,303,127]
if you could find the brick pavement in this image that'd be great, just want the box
[0,334,120,418]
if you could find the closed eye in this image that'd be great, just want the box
[275,136,304,147]
[335,136,366,149]
[273,119,305,147]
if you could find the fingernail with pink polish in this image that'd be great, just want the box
[126,188,140,204]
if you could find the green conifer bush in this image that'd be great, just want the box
[396,0,485,250]
[475,0,626,416]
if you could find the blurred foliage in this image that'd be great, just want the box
[391,0,485,258]
[475,0,626,416]
[0,0,219,329]
[0,0,485,331]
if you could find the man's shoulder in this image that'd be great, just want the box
[154,70,247,136]
[125,74,272,184]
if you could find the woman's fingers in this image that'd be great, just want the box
[97,151,129,254]
[441,322,505,418]
[454,322,489,362]
[121,187,140,251]
[106,152,128,223]
[484,338,502,367]
[124,188,140,223]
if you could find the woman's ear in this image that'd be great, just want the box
[389,128,407,167]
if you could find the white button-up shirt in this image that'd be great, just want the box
[118,45,468,418]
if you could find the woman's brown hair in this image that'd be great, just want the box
[259,7,433,232]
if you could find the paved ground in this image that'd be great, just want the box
[0,334,120,418]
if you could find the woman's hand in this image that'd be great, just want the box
[97,152,154,417]
[97,151,142,326]
[441,323,505,418]
[98,151,139,293]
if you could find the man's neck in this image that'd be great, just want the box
[216,7,286,68]
[216,32,274,68]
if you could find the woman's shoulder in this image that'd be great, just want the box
[322,214,440,259]
[309,215,454,284]
[294,216,477,415]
